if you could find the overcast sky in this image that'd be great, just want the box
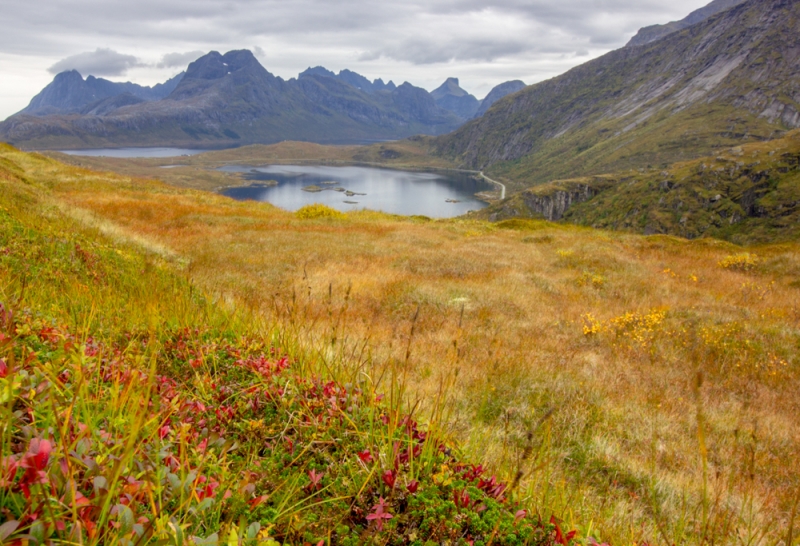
[0,0,714,121]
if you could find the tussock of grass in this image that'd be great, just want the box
[3,145,800,544]
[296,204,347,221]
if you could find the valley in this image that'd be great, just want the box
[2,0,800,543]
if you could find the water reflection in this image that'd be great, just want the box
[219,165,492,218]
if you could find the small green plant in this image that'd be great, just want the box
[295,204,345,220]
[718,253,758,271]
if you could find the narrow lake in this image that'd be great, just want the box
[218,165,493,217]
[60,147,215,158]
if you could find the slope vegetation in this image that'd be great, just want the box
[477,129,800,244]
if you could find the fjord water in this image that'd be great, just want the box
[60,147,215,158]
[219,165,493,217]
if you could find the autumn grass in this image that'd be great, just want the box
[3,144,800,544]
[0,146,566,545]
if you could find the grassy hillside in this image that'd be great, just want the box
[2,146,800,544]
[476,129,800,245]
[0,146,567,545]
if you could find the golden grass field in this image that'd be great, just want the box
[3,143,800,544]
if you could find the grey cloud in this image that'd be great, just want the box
[157,51,205,68]
[361,38,533,65]
[48,48,143,76]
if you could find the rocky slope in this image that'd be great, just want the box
[433,0,800,192]
[0,50,462,149]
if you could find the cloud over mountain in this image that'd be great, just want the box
[48,48,143,77]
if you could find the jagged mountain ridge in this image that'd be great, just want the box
[298,67,397,93]
[0,50,465,149]
[433,0,800,191]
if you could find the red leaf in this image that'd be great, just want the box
[249,495,267,508]
[382,470,396,489]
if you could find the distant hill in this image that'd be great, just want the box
[431,78,480,120]
[626,0,747,47]
[0,50,464,149]
[433,0,800,191]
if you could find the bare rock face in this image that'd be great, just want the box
[520,184,599,221]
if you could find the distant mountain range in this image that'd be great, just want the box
[0,53,525,150]
[433,0,800,191]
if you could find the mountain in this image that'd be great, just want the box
[299,67,396,93]
[431,78,480,120]
[473,80,526,118]
[21,70,184,116]
[433,0,800,192]
[0,50,462,149]
[627,0,747,47]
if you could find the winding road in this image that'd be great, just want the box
[478,171,506,200]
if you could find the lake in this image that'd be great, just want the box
[218,165,493,217]
[60,147,216,158]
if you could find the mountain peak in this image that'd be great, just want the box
[432,77,469,99]
[183,49,266,82]
[430,78,478,119]
[299,66,337,79]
